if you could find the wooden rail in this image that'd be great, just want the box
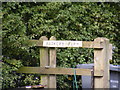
[17,67,103,76]
[30,40,103,49]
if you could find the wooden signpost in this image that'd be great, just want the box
[17,36,111,88]
[43,41,82,47]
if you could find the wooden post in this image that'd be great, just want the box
[49,36,56,88]
[39,36,49,88]
[109,44,112,61]
[94,38,110,88]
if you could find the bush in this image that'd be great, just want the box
[2,2,120,89]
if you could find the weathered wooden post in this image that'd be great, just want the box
[39,36,49,88]
[94,38,110,88]
[109,44,112,61]
[49,36,56,88]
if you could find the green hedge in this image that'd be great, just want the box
[2,2,120,89]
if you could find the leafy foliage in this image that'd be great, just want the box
[2,2,120,89]
[2,58,23,89]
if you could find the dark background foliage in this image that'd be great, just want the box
[2,2,120,89]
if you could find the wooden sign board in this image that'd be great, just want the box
[43,41,82,47]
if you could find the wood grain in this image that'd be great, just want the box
[17,67,103,76]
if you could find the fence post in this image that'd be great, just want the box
[94,38,110,88]
[109,44,112,61]
[39,36,49,88]
[49,36,56,88]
